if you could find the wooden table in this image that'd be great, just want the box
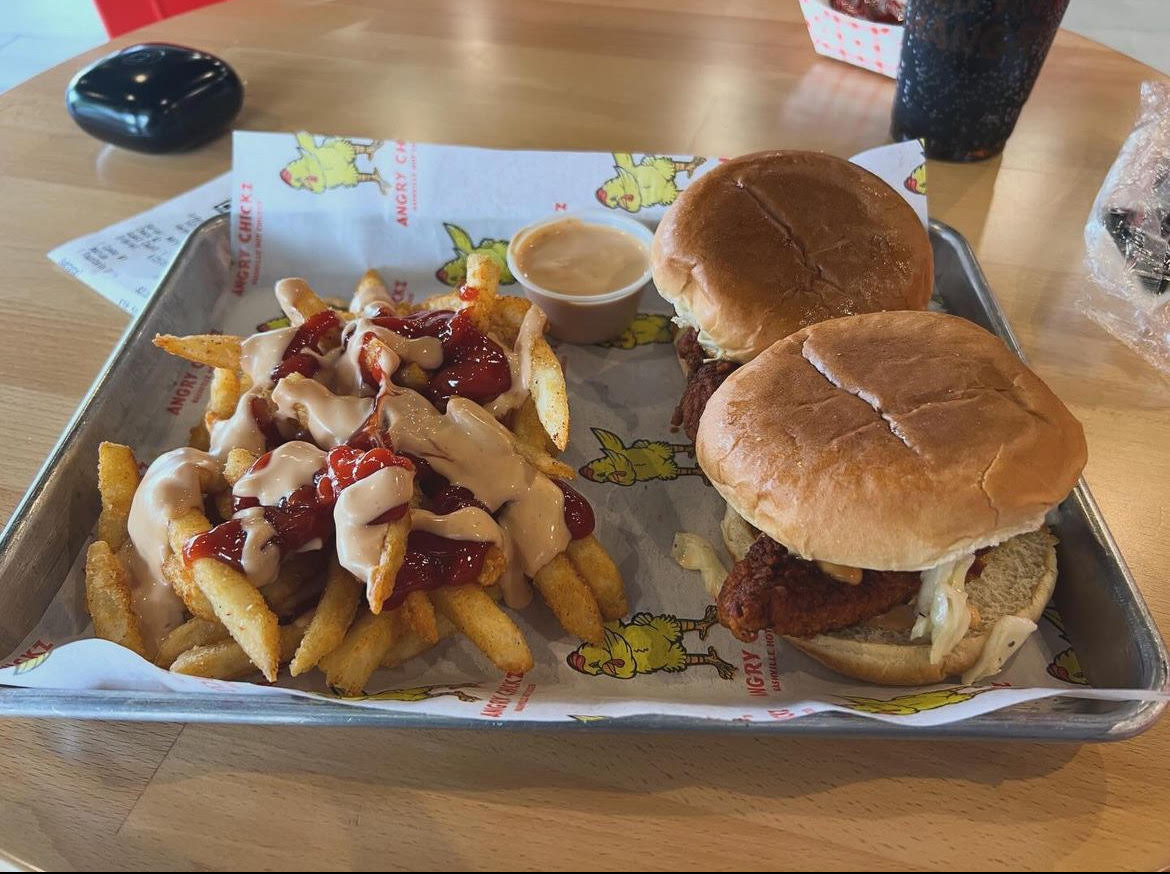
[1,1,1167,869]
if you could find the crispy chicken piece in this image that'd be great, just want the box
[717,535,922,642]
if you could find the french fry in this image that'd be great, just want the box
[533,553,604,645]
[84,540,148,658]
[477,545,507,586]
[275,277,330,326]
[402,590,438,644]
[462,253,500,333]
[153,333,242,370]
[513,440,576,479]
[169,508,281,681]
[205,368,241,428]
[170,618,307,680]
[528,335,570,451]
[263,552,327,620]
[415,292,463,313]
[289,559,362,676]
[156,617,229,669]
[162,553,216,620]
[429,585,533,674]
[96,442,139,551]
[223,447,261,486]
[566,535,627,621]
[488,295,532,347]
[379,612,456,668]
[510,396,558,457]
[318,608,397,695]
[165,512,217,620]
[368,514,410,612]
[188,423,210,451]
[213,491,233,523]
[354,269,394,313]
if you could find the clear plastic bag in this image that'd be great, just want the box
[1083,81,1170,374]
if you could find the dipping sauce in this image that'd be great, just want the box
[513,218,649,296]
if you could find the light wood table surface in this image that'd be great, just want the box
[1,1,1168,870]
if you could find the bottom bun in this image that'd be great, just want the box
[787,529,1058,686]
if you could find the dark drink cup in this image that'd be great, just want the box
[890,0,1070,161]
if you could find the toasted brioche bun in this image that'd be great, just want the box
[652,150,933,363]
[697,311,1087,571]
[789,529,1058,686]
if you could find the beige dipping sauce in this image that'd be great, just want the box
[513,218,649,296]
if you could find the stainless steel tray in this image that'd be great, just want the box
[0,216,1165,739]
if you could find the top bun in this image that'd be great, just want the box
[695,311,1087,571]
[651,150,933,363]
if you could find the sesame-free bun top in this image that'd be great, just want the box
[651,150,933,363]
[696,311,1087,571]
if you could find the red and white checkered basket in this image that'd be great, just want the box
[797,0,904,79]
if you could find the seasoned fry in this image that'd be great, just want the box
[477,545,507,586]
[488,295,532,347]
[213,491,233,523]
[263,552,327,620]
[275,277,330,326]
[155,617,229,669]
[205,368,241,428]
[171,619,307,681]
[289,559,362,676]
[165,512,217,620]
[153,333,242,370]
[429,585,533,673]
[354,268,395,313]
[379,612,456,668]
[528,335,570,451]
[318,608,397,695]
[513,440,576,479]
[567,535,627,621]
[223,447,261,486]
[510,396,558,457]
[416,292,462,313]
[462,253,500,333]
[403,590,439,644]
[169,508,281,681]
[84,540,148,658]
[368,514,410,612]
[533,553,604,645]
[161,553,215,620]
[96,442,139,551]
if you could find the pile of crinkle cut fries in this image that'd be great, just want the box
[84,254,627,694]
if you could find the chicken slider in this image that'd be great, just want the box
[696,310,1087,685]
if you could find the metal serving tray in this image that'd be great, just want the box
[0,216,1165,739]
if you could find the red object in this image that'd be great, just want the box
[93,0,230,38]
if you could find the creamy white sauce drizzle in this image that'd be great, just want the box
[485,306,545,418]
[235,506,281,588]
[410,507,502,543]
[118,542,186,644]
[127,447,221,588]
[240,326,297,388]
[333,466,414,585]
[208,385,267,461]
[271,378,374,448]
[232,441,326,507]
[383,391,571,576]
[274,278,317,326]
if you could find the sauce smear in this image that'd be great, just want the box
[513,218,648,296]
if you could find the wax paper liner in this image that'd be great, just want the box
[10,134,1156,727]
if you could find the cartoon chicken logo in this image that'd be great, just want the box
[579,428,703,486]
[339,683,481,703]
[1044,607,1087,685]
[435,223,515,287]
[567,607,736,680]
[596,153,706,212]
[904,161,927,195]
[839,687,987,716]
[280,133,388,194]
[597,313,676,349]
